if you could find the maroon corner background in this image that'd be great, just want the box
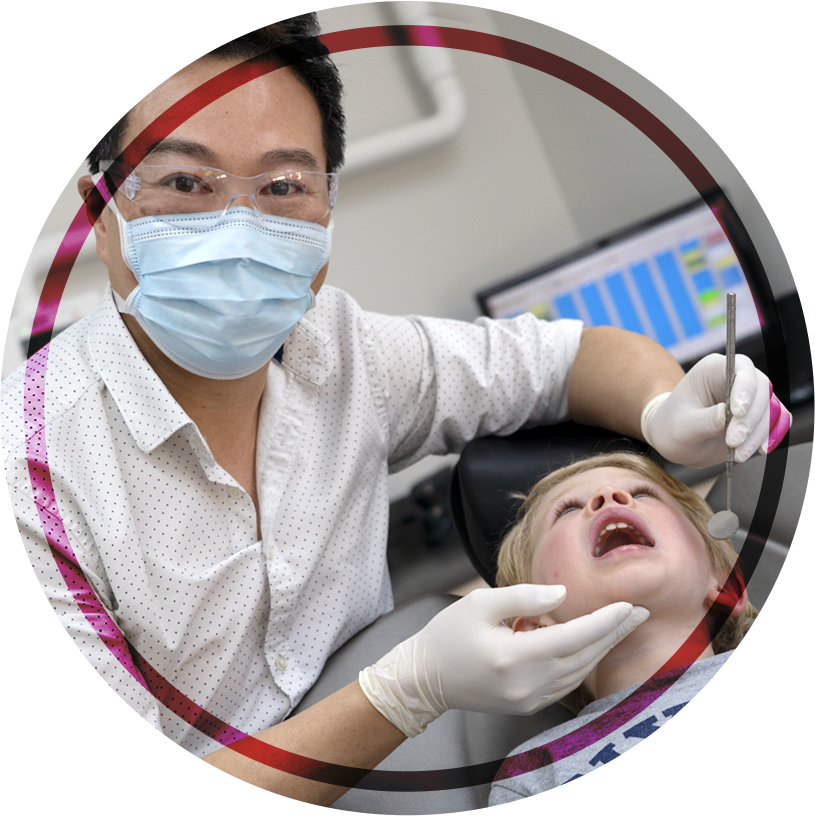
[6,4,815,816]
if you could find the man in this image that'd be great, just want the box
[2,14,789,805]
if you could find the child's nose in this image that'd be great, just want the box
[589,486,633,513]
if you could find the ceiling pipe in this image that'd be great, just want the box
[342,2,467,176]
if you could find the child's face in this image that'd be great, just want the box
[522,467,721,628]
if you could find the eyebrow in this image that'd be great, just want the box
[546,483,582,508]
[258,148,322,172]
[144,139,322,172]
[145,138,217,164]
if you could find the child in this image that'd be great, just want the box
[488,451,755,803]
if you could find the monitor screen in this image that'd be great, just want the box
[477,191,764,368]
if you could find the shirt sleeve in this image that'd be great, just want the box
[0,480,166,750]
[362,310,584,472]
[488,783,556,816]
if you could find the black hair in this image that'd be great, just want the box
[86,13,345,174]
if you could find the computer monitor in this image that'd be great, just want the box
[477,190,764,369]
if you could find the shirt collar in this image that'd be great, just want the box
[87,284,336,453]
[279,305,335,386]
[88,284,196,453]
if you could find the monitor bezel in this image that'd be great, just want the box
[475,187,769,371]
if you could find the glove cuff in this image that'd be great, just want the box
[640,392,671,448]
[358,639,447,738]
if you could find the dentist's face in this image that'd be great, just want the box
[81,58,331,301]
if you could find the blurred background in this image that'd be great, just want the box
[5,1,809,601]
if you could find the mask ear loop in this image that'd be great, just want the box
[91,171,136,276]
[91,172,141,317]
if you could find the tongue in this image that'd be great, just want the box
[601,529,640,556]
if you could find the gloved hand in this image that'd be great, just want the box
[358,585,649,737]
[641,353,792,468]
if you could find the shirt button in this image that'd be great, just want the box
[228,487,242,500]
[276,656,288,671]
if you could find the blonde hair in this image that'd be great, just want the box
[496,451,756,654]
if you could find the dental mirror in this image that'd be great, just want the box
[708,292,740,540]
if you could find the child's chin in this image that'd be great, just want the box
[556,583,661,623]
[597,569,665,605]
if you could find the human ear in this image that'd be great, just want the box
[78,174,105,223]
[705,573,749,617]
[77,175,113,267]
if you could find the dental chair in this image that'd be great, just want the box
[294,424,810,814]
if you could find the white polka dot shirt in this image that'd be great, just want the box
[3,283,582,756]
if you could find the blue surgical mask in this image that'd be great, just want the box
[107,201,332,379]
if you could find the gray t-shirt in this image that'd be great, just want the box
[489,635,815,816]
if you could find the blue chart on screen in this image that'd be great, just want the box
[478,196,762,367]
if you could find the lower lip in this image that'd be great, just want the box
[594,544,655,559]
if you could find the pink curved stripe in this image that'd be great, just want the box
[24,348,148,686]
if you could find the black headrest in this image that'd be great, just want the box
[449,422,648,586]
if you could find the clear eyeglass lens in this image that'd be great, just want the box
[102,162,337,223]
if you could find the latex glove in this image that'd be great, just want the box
[641,353,792,468]
[358,585,649,737]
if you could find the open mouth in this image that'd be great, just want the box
[593,521,654,558]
